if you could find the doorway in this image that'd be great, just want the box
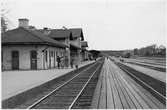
[11,51,19,70]
[30,50,37,70]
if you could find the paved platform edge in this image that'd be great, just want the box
[2,62,95,109]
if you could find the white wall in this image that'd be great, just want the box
[2,45,66,70]
[2,45,40,70]
[43,46,66,69]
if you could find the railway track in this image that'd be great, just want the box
[71,63,102,109]
[128,62,166,72]
[70,63,103,109]
[27,59,104,109]
[115,62,166,105]
[5,62,94,109]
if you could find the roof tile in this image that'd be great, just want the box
[2,27,68,48]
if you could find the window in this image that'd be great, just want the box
[1,50,3,62]
[45,51,47,62]
[31,50,37,59]
[53,51,55,58]
[61,52,63,57]
[30,50,37,70]
[56,51,58,57]
[51,51,54,57]
[11,50,19,70]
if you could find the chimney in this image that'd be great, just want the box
[43,27,50,35]
[18,18,29,28]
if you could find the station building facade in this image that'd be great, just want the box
[1,18,89,70]
[38,28,85,67]
[81,41,89,61]
[2,19,67,70]
[69,28,84,65]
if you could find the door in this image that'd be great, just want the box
[12,51,19,70]
[54,51,55,68]
[49,51,51,68]
[30,50,37,70]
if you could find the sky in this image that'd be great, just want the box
[2,0,166,50]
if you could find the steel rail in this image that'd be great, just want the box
[68,64,101,109]
[117,64,166,101]
[27,61,100,109]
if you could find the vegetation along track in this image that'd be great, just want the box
[27,59,104,109]
[116,62,166,105]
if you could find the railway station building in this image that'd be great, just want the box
[1,19,68,70]
[81,41,89,61]
[38,28,85,67]
[1,18,89,70]
[38,28,72,67]
[69,28,84,66]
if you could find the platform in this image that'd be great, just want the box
[123,63,166,83]
[2,60,94,100]
[125,58,166,68]
[91,58,165,109]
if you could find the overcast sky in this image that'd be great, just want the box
[2,0,166,50]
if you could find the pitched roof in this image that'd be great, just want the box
[81,41,88,47]
[37,28,84,40]
[48,29,71,39]
[69,28,84,40]
[2,27,68,48]
[70,43,81,49]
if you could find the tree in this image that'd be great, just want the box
[1,2,10,33]
[1,16,8,33]
[158,45,166,56]
[147,44,157,56]
[123,52,131,58]
[134,44,166,57]
[134,48,138,55]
